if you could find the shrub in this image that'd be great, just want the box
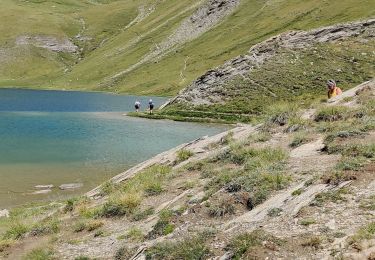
[301,236,322,249]
[360,195,375,211]
[289,132,311,148]
[148,210,175,238]
[208,196,236,217]
[315,106,349,122]
[321,171,357,185]
[227,230,282,258]
[145,234,210,260]
[176,149,194,163]
[299,218,316,226]
[23,248,54,260]
[132,207,154,221]
[126,227,144,242]
[3,223,28,240]
[29,218,60,236]
[99,193,141,218]
[266,103,298,126]
[267,208,283,217]
[312,188,349,206]
[0,239,13,252]
[348,222,375,245]
[114,246,135,260]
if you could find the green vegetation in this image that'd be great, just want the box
[348,222,375,245]
[0,0,374,96]
[208,196,236,217]
[301,236,322,249]
[227,230,282,259]
[176,149,194,163]
[148,210,175,239]
[312,188,349,206]
[145,233,211,260]
[23,248,55,260]
[299,218,316,226]
[290,131,312,148]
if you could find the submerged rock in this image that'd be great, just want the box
[0,209,9,218]
[30,189,52,195]
[35,185,54,189]
[59,183,83,190]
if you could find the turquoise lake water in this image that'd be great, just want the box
[0,89,228,207]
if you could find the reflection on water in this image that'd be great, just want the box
[0,89,228,207]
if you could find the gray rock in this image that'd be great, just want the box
[30,189,52,195]
[35,185,54,189]
[0,209,9,218]
[59,183,83,190]
[170,19,375,106]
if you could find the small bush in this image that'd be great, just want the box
[301,236,322,249]
[0,239,13,252]
[30,218,60,236]
[315,106,349,122]
[267,208,283,217]
[3,223,28,240]
[266,103,298,126]
[145,234,210,260]
[251,132,272,142]
[126,227,144,242]
[23,248,54,260]
[289,132,311,148]
[321,171,357,185]
[360,195,375,211]
[98,192,141,218]
[147,210,176,239]
[114,246,135,260]
[100,181,118,196]
[208,196,236,217]
[299,218,316,226]
[176,149,194,163]
[292,188,304,196]
[348,222,375,245]
[312,188,349,206]
[144,182,164,196]
[132,207,154,221]
[227,230,282,258]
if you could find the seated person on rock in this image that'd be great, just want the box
[327,79,342,99]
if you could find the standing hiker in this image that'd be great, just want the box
[134,100,141,112]
[148,99,154,115]
[327,79,342,99]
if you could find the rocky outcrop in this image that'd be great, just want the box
[104,0,241,87]
[16,35,78,53]
[171,19,375,106]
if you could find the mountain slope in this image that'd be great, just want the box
[0,0,374,95]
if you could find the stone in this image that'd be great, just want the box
[35,185,54,189]
[59,183,83,190]
[0,209,9,218]
[31,189,52,195]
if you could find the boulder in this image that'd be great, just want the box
[59,183,83,190]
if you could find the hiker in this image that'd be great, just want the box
[148,99,154,115]
[134,100,141,112]
[327,79,342,99]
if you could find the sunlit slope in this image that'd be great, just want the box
[0,0,374,95]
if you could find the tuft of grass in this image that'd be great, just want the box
[251,132,272,142]
[114,246,135,260]
[29,218,60,236]
[132,207,155,222]
[321,170,357,185]
[145,233,210,260]
[0,239,13,253]
[299,218,316,226]
[267,208,283,217]
[126,227,144,242]
[360,195,375,211]
[301,236,322,249]
[98,193,142,218]
[315,106,349,122]
[208,196,236,218]
[348,222,375,245]
[289,131,312,148]
[23,248,55,260]
[312,188,349,206]
[73,220,103,233]
[176,149,194,163]
[148,210,175,239]
[3,223,28,240]
[227,229,282,259]
[292,188,304,196]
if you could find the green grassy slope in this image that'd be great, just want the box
[0,0,374,95]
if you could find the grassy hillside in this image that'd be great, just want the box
[0,0,374,95]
